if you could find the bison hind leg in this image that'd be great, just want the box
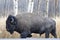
[51,29,57,38]
[45,31,50,38]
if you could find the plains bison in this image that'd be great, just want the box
[6,14,57,38]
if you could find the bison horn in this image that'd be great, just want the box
[10,17,14,23]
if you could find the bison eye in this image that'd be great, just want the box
[10,19,12,21]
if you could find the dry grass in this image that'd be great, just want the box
[0,17,60,38]
[55,17,60,38]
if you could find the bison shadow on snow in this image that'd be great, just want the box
[6,14,57,38]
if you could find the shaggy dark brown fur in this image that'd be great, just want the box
[6,14,57,38]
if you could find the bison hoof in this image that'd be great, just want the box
[27,34,32,37]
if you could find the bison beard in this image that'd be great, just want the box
[6,14,57,38]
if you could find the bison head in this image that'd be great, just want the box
[6,15,17,34]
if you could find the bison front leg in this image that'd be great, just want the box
[21,31,28,38]
[51,29,57,38]
[21,31,31,38]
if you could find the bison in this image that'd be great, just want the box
[6,14,57,38]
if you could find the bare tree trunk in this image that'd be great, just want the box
[55,0,58,17]
[46,0,49,17]
[3,0,6,17]
[13,0,18,16]
[27,0,34,13]
[37,0,41,14]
